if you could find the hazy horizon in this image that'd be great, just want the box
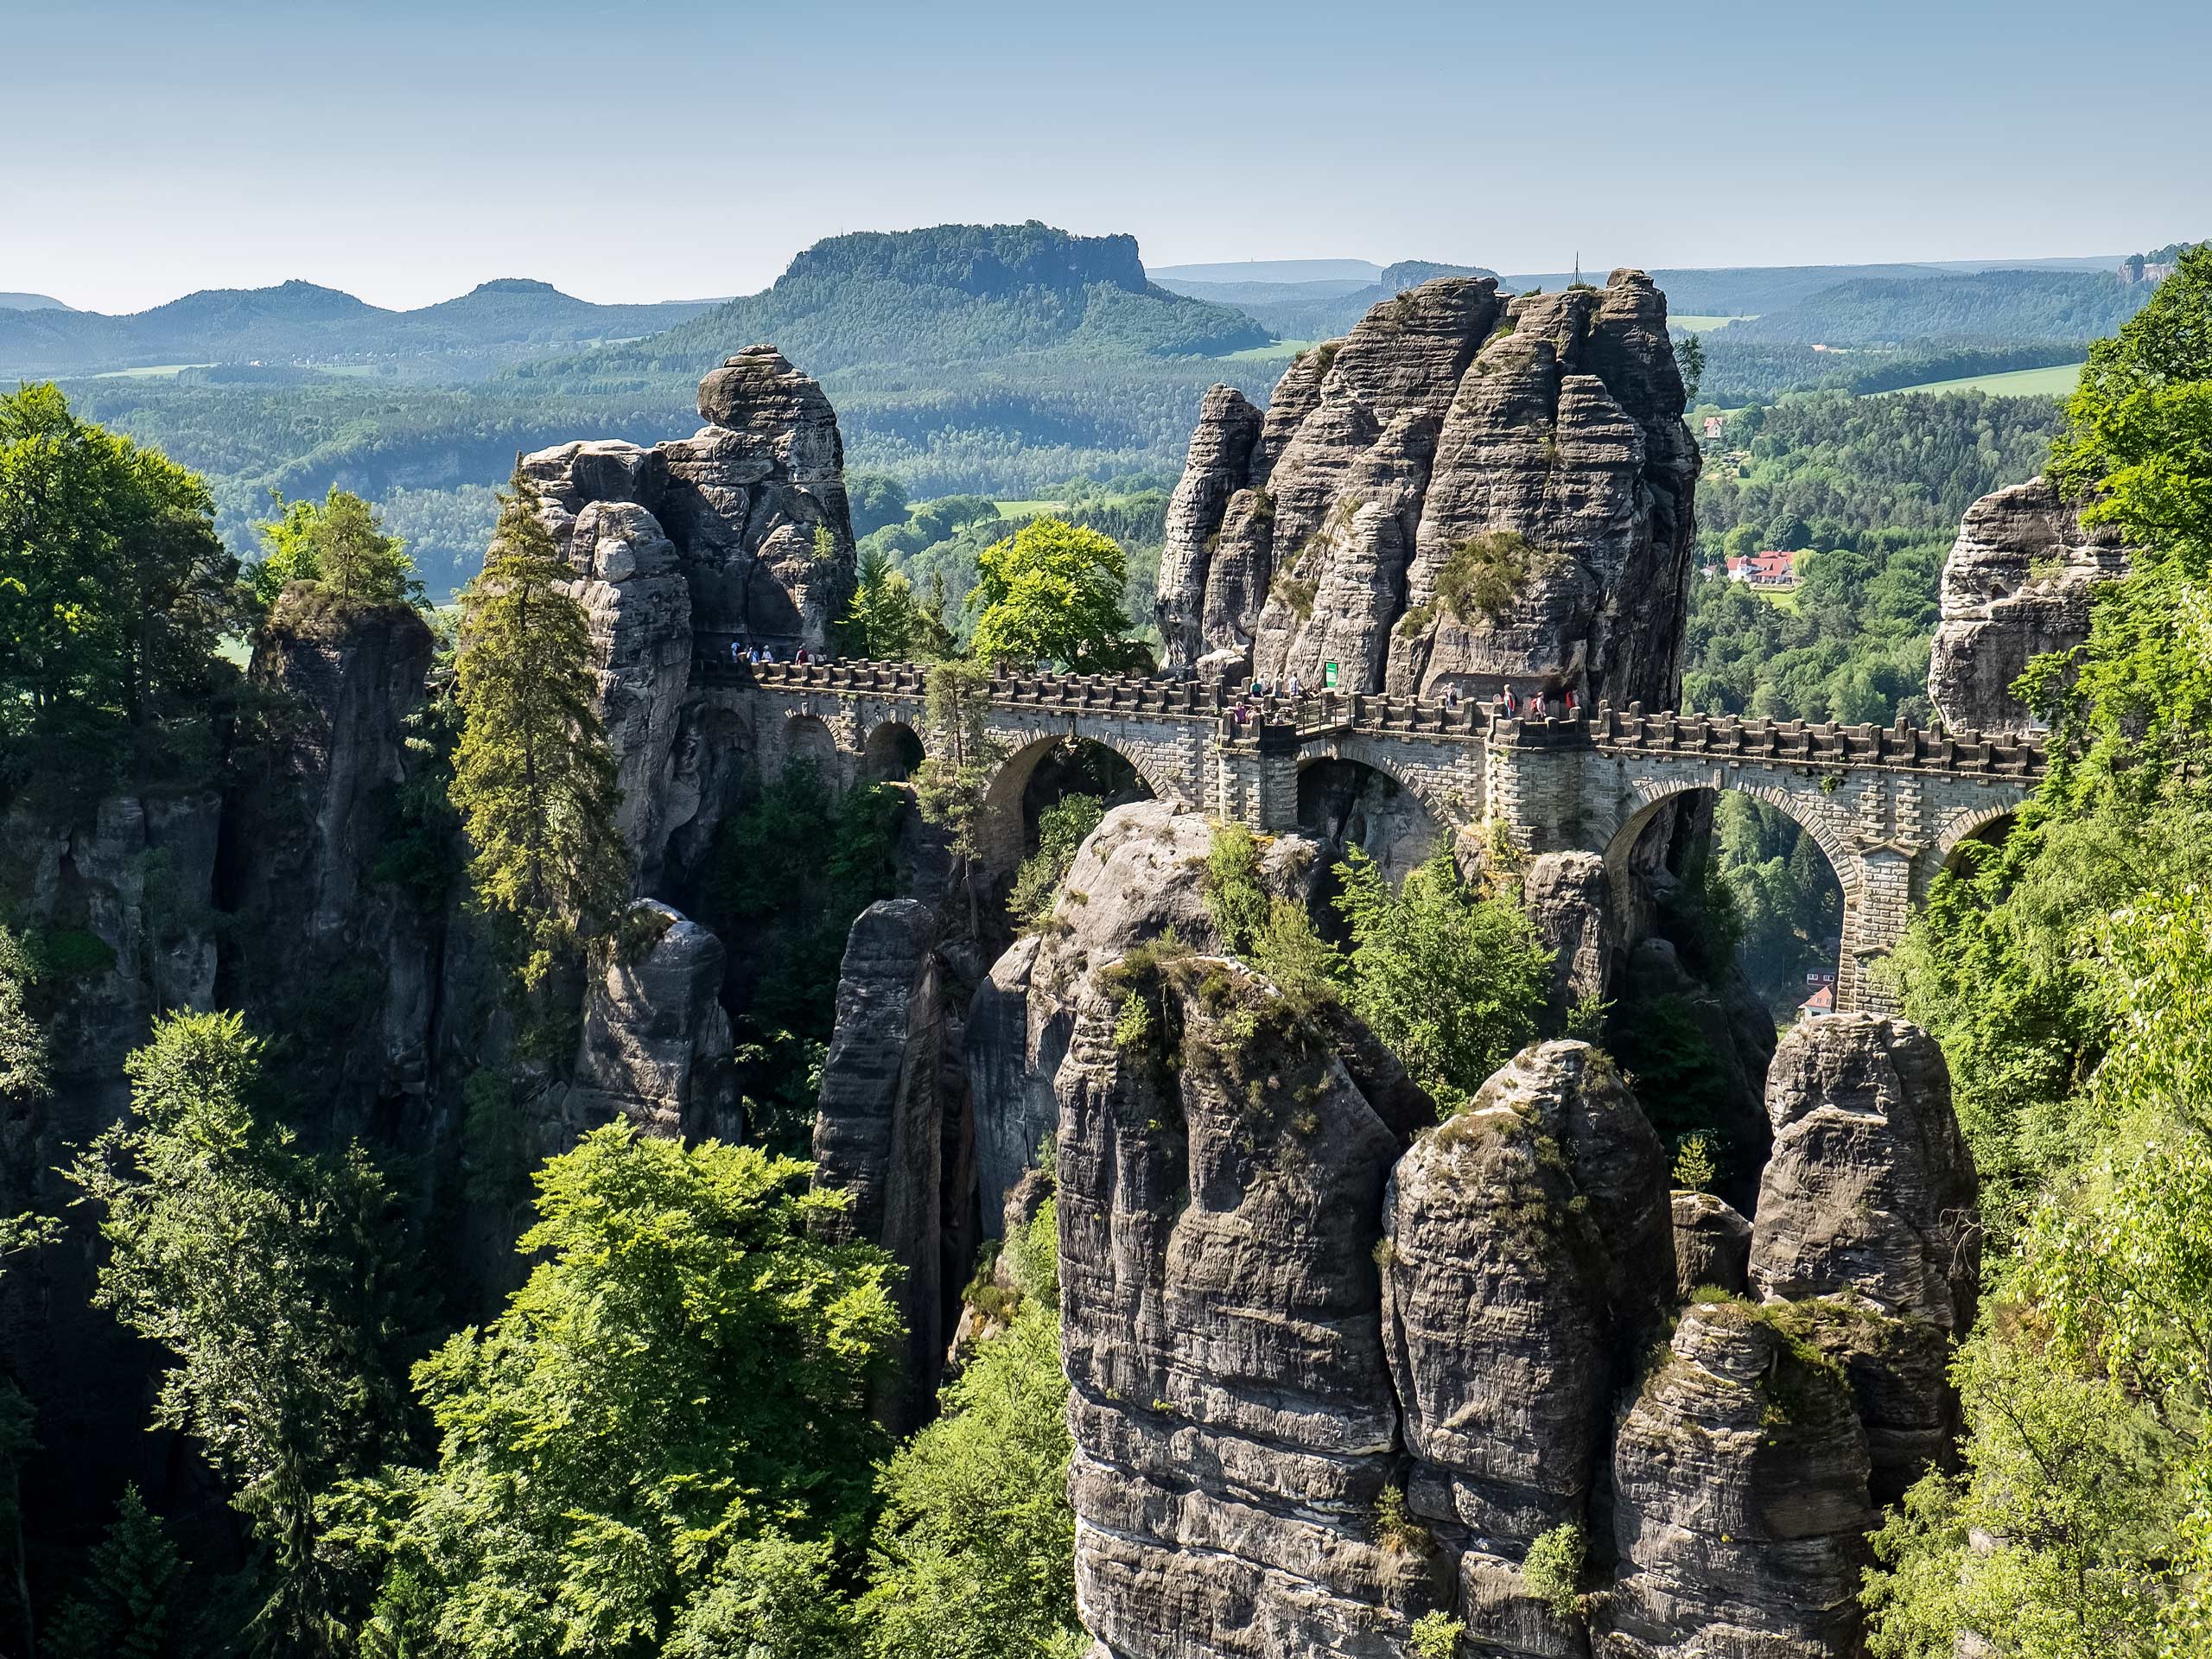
[9,0,2209,314]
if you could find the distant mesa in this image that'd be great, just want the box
[0,291,73,311]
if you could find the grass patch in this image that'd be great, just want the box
[1872,361,2084,398]
[1215,337,1316,362]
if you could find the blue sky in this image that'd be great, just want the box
[7,0,2209,313]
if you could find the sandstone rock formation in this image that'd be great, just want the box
[811,898,950,1431]
[1382,1041,1673,1656]
[1670,1189,1752,1300]
[1926,475,2127,735]
[562,900,737,1144]
[1058,956,1428,1659]
[1522,850,1617,1016]
[1751,1014,1979,1503]
[225,588,442,1136]
[1157,271,1699,706]
[1600,1300,1877,1657]
[965,801,1320,1232]
[520,346,860,883]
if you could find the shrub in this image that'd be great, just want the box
[1522,1523,1585,1619]
[1435,531,1544,624]
[1409,1610,1465,1658]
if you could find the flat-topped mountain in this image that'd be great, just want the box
[556,221,1271,378]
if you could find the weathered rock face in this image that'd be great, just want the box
[1382,1041,1673,1658]
[1600,1300,1877,1658]
[520,346,858,882]
[1751,1014,1979,1503]
[564,500,693,887]
[1058,957,1430,1659]
[224,588,441,1136]
[561,900,736,1144]
[966,801,1320,1232]
[1622,938,1777,1211]
[1158,272,1699,707]
[1671,1190,1753,1300]
[1927,475,2127,735]
[1523,850,1617,1017]
[811,898,950,1431]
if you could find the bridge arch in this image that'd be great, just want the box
[1294,740,1459,882]
[861,718,926,783]
[1930,800,2022,877]
[777,712,840,775]
[974,731,1173,875]
[1600,776,1859,906]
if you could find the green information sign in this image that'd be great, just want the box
[1323,661,1338,689]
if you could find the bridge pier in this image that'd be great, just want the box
[1216,721,1302,835]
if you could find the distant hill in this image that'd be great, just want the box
[0,279,718,378]
[0,292,73,311]
[1724,269,2149,346]
[1160,258,1502,340]
[553,221,1271,378]
[1147,258,1382,284]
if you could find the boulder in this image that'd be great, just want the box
[1751,1014,1979,1503]
[1382,1041,1672,1657]
[1599,1300,1876,1658]
[1670,1190,1752,1300]
[1160,272,1699,710]
[1927,476,2127,735]
[1523,850,1616,1016]
[564,901,737,1144]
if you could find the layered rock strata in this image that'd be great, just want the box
[562,900,737,1144]
[811,898,950,1431]
[1670,1190,1753,1300]
[1751,1014,1979,1503]
[1157,271,1699,706]
[1058,956,1427,1659]
[1382,1041,1673,1657]
[1599,1300,1877,1658]
[520,346,860,884]
[1926,475,2127,735]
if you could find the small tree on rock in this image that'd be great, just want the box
[969,518,1147,673]
[915,658,1008,934]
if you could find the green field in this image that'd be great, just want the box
[89,362,215,378]
[1669,315,1755,333]
[1215,338,1314,362]
[1874,361,2085,398]
[991,498,1062,517]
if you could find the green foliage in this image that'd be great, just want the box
[1434,531,1543,624]
[1408,1609,1466,1659]
[847,472,911,538]
[863,1205,1077,1658]
[247,486,423,612]
[43,1484,188,1659]
[702,760,901,1154]
[843,546,926,661]
[914,659,1009,932]
[1520,1523,1585,1620]
[1671,1132,1720,1193]
[449,469,630,986]
[0,383,245,786]
[1674,331,1705,404]
[1866,267,2212,1649]
[1371,1484,1429,1555]
[661,1531,855,1659]
[1200,821,1273,957]
[968,518,1147,672]
[66,1011,414,1653]
[1332,847,1550,1108]
[1712,794,1842,1014]
[334,1124,901,1659]
[1007,793,1103,933]
[0,925,48,1103]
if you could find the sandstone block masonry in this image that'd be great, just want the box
[710,659,2043,1013]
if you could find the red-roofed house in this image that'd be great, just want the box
[1725,550,1801,588]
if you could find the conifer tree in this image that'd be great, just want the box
[43,1484,186,1659]
[449,473,630,986]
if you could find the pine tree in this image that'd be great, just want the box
[914,658,1007,936]
[449,473,630,986]
[43,1484,186,1659]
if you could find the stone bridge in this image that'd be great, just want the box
[711,658,2046,1013]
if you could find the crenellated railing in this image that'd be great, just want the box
[702,653,2050,782]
